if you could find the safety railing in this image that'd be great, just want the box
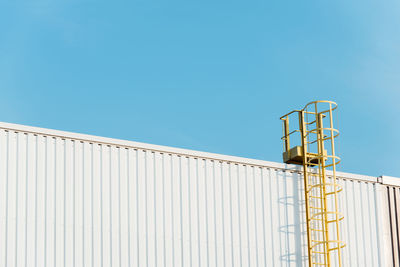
[280,100,345,267]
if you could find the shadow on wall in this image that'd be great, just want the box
[278,171,308,267]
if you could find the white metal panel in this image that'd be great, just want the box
[382,176,400,187]
[385,185,400,267]
[0,125,391,267]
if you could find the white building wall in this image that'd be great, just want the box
[0,122,394,267]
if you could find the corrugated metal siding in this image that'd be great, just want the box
[386,186,400,267]
[340,179,383,266]
[0,128,387,266]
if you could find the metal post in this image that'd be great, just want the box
[299,111,313,267]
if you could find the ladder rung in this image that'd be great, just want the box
[311,250,328,255]
[311,261,328,265]
[310,229,325,232]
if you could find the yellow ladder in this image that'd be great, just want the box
[281,101,345,267]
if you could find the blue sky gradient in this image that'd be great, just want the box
[1,0,399,177]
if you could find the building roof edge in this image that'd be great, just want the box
[0,121,394,185]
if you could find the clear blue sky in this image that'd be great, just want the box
[1,0,399,177]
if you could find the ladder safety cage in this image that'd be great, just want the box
[280,100,346,267]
